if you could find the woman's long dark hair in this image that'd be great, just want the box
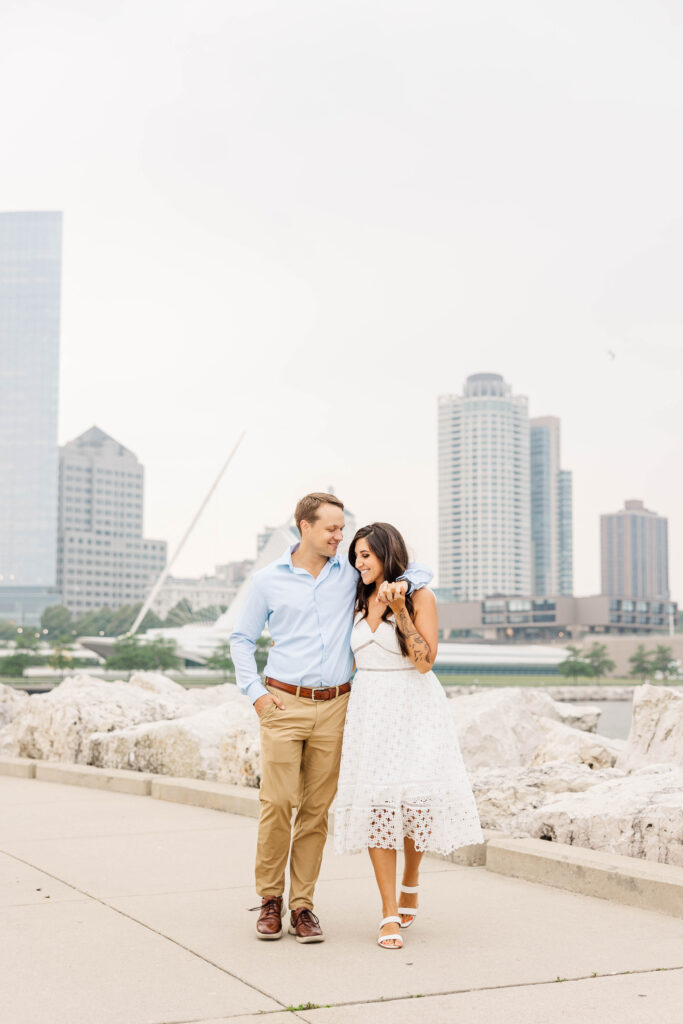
[349,522,415,657]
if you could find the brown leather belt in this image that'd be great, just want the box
[265,677,351,701]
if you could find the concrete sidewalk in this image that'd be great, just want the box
[0,775,681,1024]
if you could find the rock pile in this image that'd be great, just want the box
[461,683,682,866]
[0,673,261,785]
[1,676,681,865]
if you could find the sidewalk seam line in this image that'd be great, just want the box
[0,847,290,1015]
[287,963,683,1013]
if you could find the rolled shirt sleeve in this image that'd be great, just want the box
[229,579,270,703]
[398,561,434,594]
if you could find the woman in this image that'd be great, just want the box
[334,523,483,949]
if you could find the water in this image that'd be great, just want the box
[588,699,633,740]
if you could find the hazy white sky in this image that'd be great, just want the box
[2,0,682,595]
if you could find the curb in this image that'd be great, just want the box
[151,776,260,817]
[1,756,681,919]
[485,833,683,918]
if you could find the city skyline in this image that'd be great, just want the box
[1,3,681,598]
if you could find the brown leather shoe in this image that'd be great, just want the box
[288,907,324,943]
[256,896,283,940]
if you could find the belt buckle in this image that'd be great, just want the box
[313,686,329,701]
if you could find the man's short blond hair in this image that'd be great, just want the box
[294,492,344,535]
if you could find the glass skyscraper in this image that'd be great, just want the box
[529,417,573,596]
[0,211,62,621]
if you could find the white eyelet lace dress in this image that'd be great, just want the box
[334,614,483,855]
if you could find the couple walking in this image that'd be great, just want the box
[231,492,482,949]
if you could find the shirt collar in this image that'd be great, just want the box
[277,543,341,572]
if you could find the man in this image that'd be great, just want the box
[231,492,432,943]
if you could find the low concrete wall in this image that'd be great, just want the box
[486,834,683,918]
[151,777,260,817]
[0,756,36,778]
[34,762,153,796]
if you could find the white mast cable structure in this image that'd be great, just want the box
[129,430,246,637]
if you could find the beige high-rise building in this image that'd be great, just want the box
[438,373,530,600]
[601,499,669,600]
[56,427,167,614]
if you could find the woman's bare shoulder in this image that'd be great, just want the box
[411,587,436,611]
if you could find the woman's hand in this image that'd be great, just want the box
[377,580,408,614]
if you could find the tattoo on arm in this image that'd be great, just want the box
[395,607,431,665]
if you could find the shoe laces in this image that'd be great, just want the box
[250,897,282,918]
[293,908,320,928]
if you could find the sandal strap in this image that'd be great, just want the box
[398,907,418,915]
[380,916,402,927]
[400,884,419,893]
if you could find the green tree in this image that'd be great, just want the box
[651,644,675,677]
[205,641,234,679]
[163,599,195,627]
[138,609,164,632]
[0,653,31,677]
[72,607,115,637]
[628,644,654,680]
[558,645,595,678]
[40,605,73,638]
[108,605,141,637]
[14,630,41,650]
[105,635,181,672]
[48,645,72,677]
[192,604,224,624]
[584,642,616,680]
[255,636,272,672]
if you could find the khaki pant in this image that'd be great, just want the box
[256,684,350,910]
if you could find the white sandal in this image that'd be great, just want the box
[398,884,419,929]
[378,915,403,949]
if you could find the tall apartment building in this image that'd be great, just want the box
[438,373,531,600]
[56,427,167,614]
[530,417,573,596]
[601,499,669,600]
[0,212,62,624]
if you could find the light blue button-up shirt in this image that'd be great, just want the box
[230,545,433,703]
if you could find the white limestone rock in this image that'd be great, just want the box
[0,723,16,755]
[88,700,258,781]
[519,764,683,866]
[616,683,683,772]
[184,683,244,708]
[552,702,601,733]
[531,716,624,769]
[8,673,191,763]
[218,714,262,788]
[0,683,28,728]
[126,671,191,702]
[450,688,598,769]
[470,762,624,833]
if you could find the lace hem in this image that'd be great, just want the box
[333,802,484,856]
